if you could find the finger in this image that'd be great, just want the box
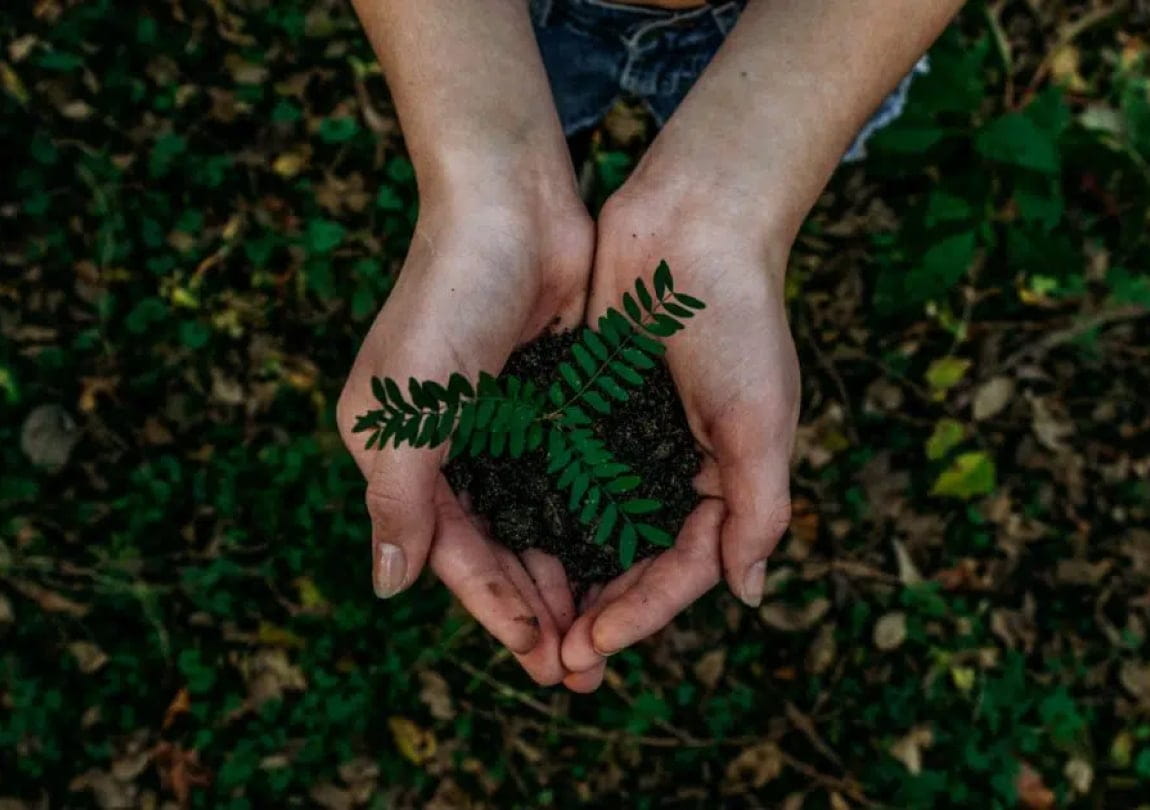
[521,550,577,633]
[364,445,440,598]
[493,546,566,686]
[693,456,722,498]
[718,451,793,608]
[590,498,725,656]
[563,662,606,693]
[429,481,541,655]
[560,558,656,673]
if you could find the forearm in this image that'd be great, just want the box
[628,0,965,239]
[350,0,574,203]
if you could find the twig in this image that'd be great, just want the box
[1019,1,1130,107]
[994,305,1147,375]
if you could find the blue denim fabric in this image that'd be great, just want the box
[529,0,928,162]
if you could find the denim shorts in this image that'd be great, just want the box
[529,0,929,162]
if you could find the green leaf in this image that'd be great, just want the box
[409,377,433,409]
[623,292,642,322]
[610,361,644,386]
[468,426,487,456]
[974,111,1060,174]
[926,417,965,460]
[631,333,666,357]
[644,315,681,337]
[619,524,638,568]
[674,292,706,310]
[579,488,602,524]
[508,422,526,458]
[559,362,582,393]
[636,524,674,547]
[664,302,694,319]
[434,405,456,445]
[583,390,611,415]
[593,462,630,479]
[594,504,618,545]
[548,381,565,408]
[385,378,414,413]
[371,377,388,407]
[456,403,476,443]
[527,421,544,452]
[654,260,673,298]
[304,219,345,254]
[557,461,580,489]
[596,376,628,402]
[448,373,474,400]
[925,356,972,395]
[476,399,496,429]
[931,451,997,499]
[416,414,438,447]
[606,476,641,494]
[635,279,653,313]
[489,427,507,457]
[571,343,597,376]
[547,446,572,475]
[621,348,655,371]
[477,371,500,397]
[583,329,608,360]
[568,473,590,512]
[562,406,592,427]
[622,499,661,515]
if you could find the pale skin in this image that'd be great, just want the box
[337,0,966,690]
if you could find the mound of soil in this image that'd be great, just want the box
[445,332,701,587]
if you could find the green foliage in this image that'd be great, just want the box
[354,262,702,566]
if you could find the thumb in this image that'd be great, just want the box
[365,445,440,598]
[719,452,793,609]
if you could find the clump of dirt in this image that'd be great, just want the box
[445,331,701,587]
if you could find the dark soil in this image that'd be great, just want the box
[444,332,701,587]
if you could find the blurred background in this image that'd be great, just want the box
[2,0,1149,808]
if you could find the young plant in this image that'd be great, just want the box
[352,261,705,568]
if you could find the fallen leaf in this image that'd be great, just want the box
[694,649,726,690]
[1016,761,1055,810]
[1050,44,1088,92]
[1029,395,1074,452]
[1119,661,1150,703]
[240,649,307,706]
[388,716,436,765]
[760,597,831,632]
[162,688,191,731]
[873,612,908,651]
[10,579,89,617]
[926,417,965,460]
[152,742,210,808]
[724,741,784,792]
[973,376,1015,420]
[68,641,108,674]
[272,149,310,178]
[0,593,12,624]
[889,726,933,775]
[925,357,971,397]
[309,783,352,810]
[892,539,924,586]
[418,670,454,721]
[931,451,997,499]
[20,403,80,470]
[806,623,837,675]
[1064,757,1093,795]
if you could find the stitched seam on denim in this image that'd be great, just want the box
[529,0,554,26]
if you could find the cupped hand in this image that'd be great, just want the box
[560,184,801,690]
[337,184,593,685]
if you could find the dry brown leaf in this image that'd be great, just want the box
[694,649,726,690]
[69,769,138,810]
[724,741,784,792]
[162,688,191,731]
[1063,757,1093,795]
[1016,761,1055,810]
[829,792,851,810]
[806,623,837,675]
[69,641,108,674]
[873,612,908,651]
[1119,661,1150,703]
[152,742,210,808]
[972,376,1015,421]
[889,726,933,775]
[760,597,830,632]
[0,593,13,624]
[308,783,352,810]
[240,649,307,706]
[892,539,923,585]
[10,579,89,617]
[20,404,79,470]
[418,670,454,721]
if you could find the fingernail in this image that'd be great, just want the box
[742,559,767,608]
[373,543,406,598]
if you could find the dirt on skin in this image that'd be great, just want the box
[445,331,701,587]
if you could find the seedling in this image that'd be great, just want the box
[353,262,704,568]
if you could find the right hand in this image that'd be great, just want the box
[336,180,594,686]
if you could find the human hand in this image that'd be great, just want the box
[337,178,594,686]
[560,176,800,691]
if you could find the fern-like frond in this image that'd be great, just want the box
[545,426,671,567]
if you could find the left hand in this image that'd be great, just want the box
[559,172,801,692]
